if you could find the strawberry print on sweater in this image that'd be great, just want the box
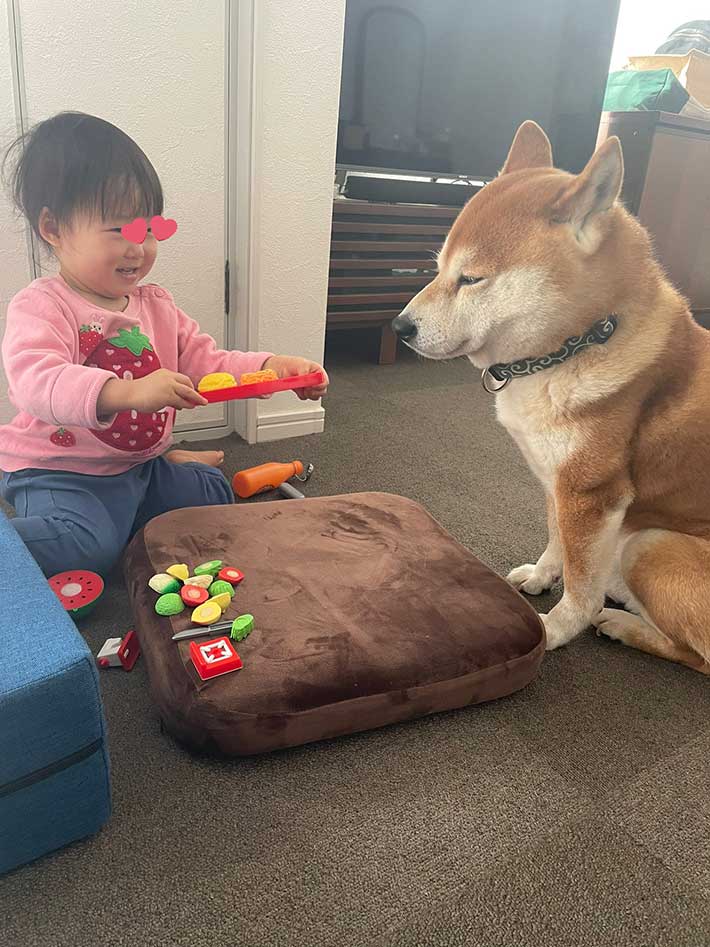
[79,322,103,356]
[85,325,168,452]
[50,427,76,448]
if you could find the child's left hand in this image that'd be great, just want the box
[261,355,329,401]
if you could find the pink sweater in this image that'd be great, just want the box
[0,276,272,475]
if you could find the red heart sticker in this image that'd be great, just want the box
[121,218,148,243]
[151,215,178,241]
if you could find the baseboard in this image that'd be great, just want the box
[256,407,325,443]
[171,423,233,444]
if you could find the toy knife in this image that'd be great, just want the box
[172,619,234,642]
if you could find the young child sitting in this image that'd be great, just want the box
[0,112,328,578]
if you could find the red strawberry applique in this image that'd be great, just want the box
[86,326,167,452]
[50,427,76,448]
[79,323,103,357]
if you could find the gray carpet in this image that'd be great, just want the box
[4,330,710,947]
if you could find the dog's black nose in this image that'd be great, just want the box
[392,313,417,340]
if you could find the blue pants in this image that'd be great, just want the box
[0,458,234,578]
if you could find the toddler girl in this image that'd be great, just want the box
[0,112,328,578]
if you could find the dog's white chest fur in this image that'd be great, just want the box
[495,379,578,490]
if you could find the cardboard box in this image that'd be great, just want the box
[628,50,710,109]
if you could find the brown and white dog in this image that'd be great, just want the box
[392,120,710,675]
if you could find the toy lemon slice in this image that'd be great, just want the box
[208,592,232,613]
[197,372,237,393]
[166,563,189,581]
[192,600,224,626]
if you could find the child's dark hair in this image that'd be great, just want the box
[2,112,163,246]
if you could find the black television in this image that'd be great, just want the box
[337,0,621,181]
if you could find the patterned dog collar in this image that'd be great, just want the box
[481,315,619,393]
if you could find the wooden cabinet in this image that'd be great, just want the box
[327,198,459,362]
[597,111,710,315]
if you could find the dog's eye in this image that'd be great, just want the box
[458,275,485,286]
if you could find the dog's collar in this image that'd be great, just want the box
[481,315,619,393]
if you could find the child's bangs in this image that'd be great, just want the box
[2,112,165,245]
[97,172,163,224]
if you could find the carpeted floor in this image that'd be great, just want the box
[4,330,710,947]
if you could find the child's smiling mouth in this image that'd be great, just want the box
[116,266,139,281]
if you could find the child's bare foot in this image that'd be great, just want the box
[165,448,225,467]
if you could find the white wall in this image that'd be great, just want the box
[1,0,345,444]
[17,0,228,433]
[247,0,346,442]
[610,1,708,70]
[0,0,230,435]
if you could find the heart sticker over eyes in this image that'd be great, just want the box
[121,217,148,243]
[150,215,178,241]
[120,216,178,243]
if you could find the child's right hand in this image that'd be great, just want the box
[98,369,208,418]
[131,369,209,412]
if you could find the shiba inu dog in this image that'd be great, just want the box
[392,121,710,675]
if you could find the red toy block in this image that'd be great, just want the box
[217,566,244,586]
[200,370,324,404]
[189,636,243,680]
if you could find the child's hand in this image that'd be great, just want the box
[99,369,208,417]
[132,369,208,412]
[261,355,329,401]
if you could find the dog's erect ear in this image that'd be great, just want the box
[550,137,623,246]
[500,121,553,174]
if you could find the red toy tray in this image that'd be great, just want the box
[200,370,325,404]
[189,636,243,680]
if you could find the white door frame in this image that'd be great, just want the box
[226,0,261,443]
[6,0,38,279]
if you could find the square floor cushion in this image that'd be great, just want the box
[123,493,545,755]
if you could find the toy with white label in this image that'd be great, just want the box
[189,636,243,680]
[96,630,141,670]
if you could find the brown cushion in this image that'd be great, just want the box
[123,493,544,755]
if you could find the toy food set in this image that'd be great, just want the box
[196,369,325,403]
[145,556,254,682]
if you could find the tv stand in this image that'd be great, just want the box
[327,196,460,363]
[342,172,482,207]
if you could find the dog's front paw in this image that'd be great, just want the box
[507,563,558,596]
[592,607,634,643]
[539,611,575,651]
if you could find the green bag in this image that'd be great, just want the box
[603,68,689,113]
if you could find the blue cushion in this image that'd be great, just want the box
[0,513,111,872]
[0,742,110,875]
